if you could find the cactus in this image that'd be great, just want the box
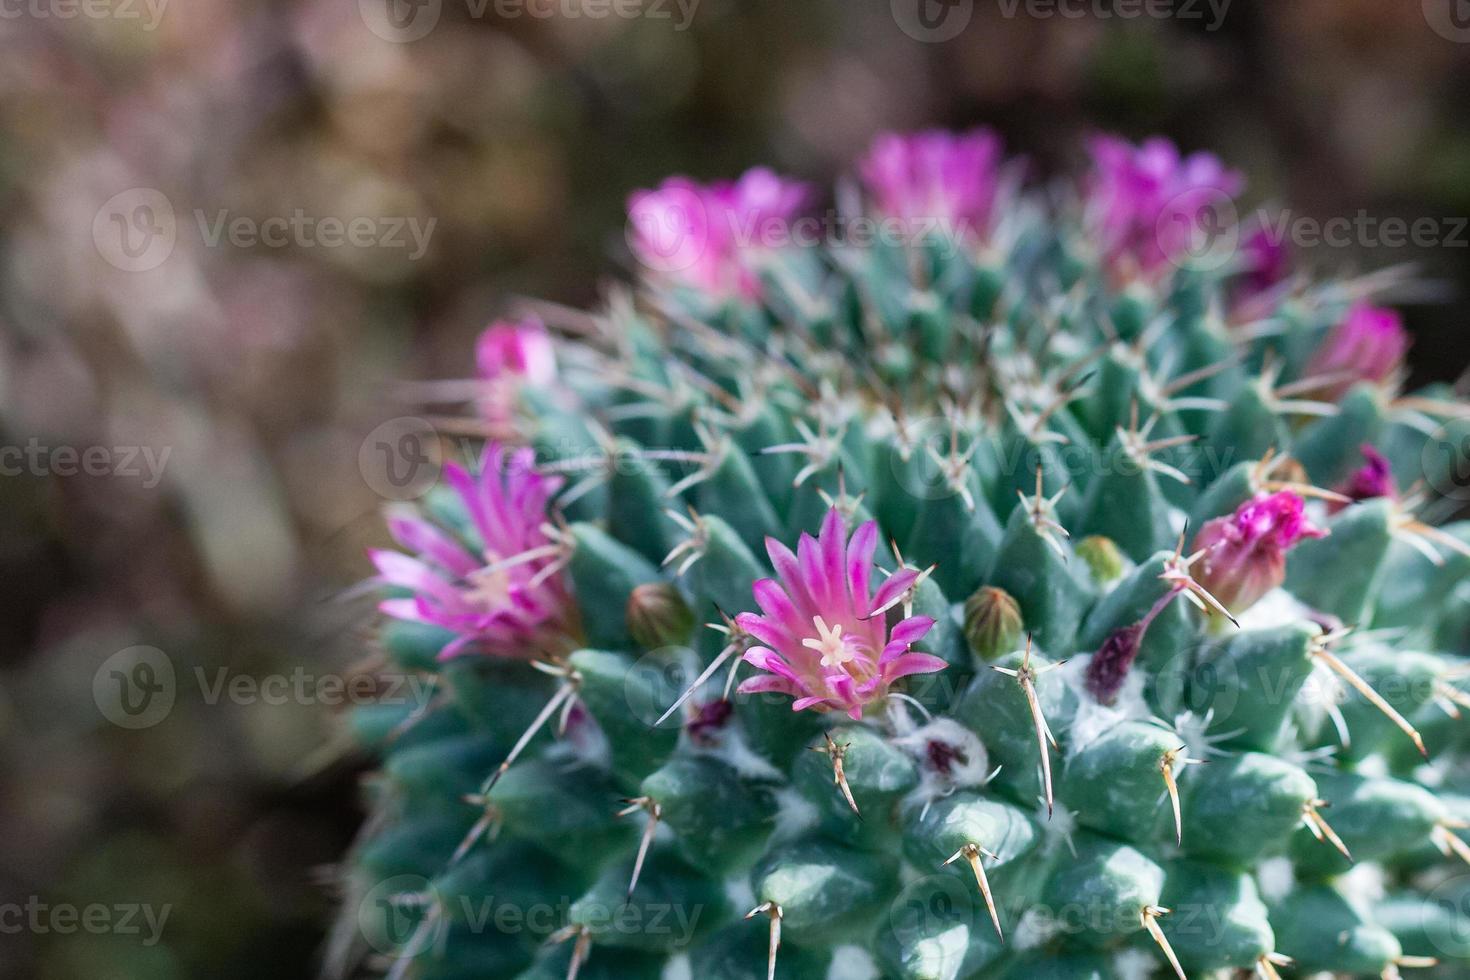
[329,130,1470,980]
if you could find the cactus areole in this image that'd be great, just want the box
[336,132,1470,980]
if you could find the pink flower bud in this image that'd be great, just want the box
[1086,134,1244,280]
[857,128,1007,239]
[1191,491,1326,614]
[627,168,810,302]
[476,317,556,386]
[1330,445,1395,514]
[1305,304,1408,400]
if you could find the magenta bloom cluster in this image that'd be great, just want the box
[1192,490,1326,614]
[477,316,556,387]
[1307,303,1409,400]
[857,127,1007,238]
[1334,445,1396,510]
[627,168,811,302]
[735,508,947,720]
[372,445,572,659]
[1086,134,1244,279]
[476,316,556,424]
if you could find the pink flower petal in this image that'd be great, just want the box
[881,652,950,680]
[846,519,879,608]
[871,568,920,614]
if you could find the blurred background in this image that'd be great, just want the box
[2,1,1469,977]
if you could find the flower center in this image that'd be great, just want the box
[802,616,856,668]
[464,559,513,612]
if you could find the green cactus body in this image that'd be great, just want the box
[335,133,1470,980]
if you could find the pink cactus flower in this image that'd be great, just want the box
[1191,491,1326,614]
[1305,304,1409,400]
[736,508,947,720]
[1331,445,1396,513]
[1240,224,1290,296]
[476,317,556,425]
[627,168,811,302]
[1086,134,1244,280]
[371,444,574,659]
[477,316,556,386]
[858,128,1007,239]
[1228,222,1292,322]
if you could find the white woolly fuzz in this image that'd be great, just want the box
[1418,756,1452,788]
[1014,907,1062,951]
[661,953,692,980]
[1339,861,1388,908]
[768,785,819,843]
[1162,709,1238,762]
[892,717,992,804]
[1038,802,1080,858]
[1239,588,1318,632]
[1354,753,1390,780]
[694,725,785,782]
[1255,856,1295,904]
[722,875,755,917]
[1059,654,1150,754]
[1166,503,1188,539]
[827,944,879,980]
[550,712,612,771]
[1112,948,1160,980]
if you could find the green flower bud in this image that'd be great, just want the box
[963,586,1023,662]
[1076,534,1125,585]
[627,582,695,649]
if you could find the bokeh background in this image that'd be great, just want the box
[2,1,1469,977]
